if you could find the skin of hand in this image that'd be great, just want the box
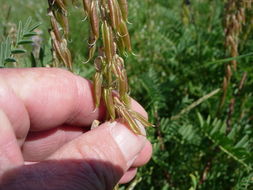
[0,68,152,190]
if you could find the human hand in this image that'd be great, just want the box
[0,68,152,190]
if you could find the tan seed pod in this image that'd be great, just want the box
[113,0,122,29]
[118,0,128,21]
[108,0,117,29]
[118,19,132,52]
[50,15,61,42]
[94,56,104,72]
[111,56,122,77]
[222,77,228,92]
[84,44,96,63]
[90,1,100,41]
[60,39,72,69]
[102,21,113,63]
[114,97,142,135]
[93,72,103,108]
[104,88,116,120]
[50,31,66,65]
[115,34,126,53]
[118,69,129,98]
[55,12,69,38]
[82,0,91,13]
[129,110,154,128]
[55,0,67,14]
[226,64,232,82]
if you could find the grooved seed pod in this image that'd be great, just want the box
[94,56,104,71]
[48,0,73,70]
[118,69,128,99]
[118,19,132,52]
[50,14,61,42]
[104,88,116,120]
[55,0,67,13]
[102,21,113,63]
[90,1,100,41]
[113,0,122,29]
[118,0,128,21]
[82,0,91,13]
[129,110,154,128]
[114,97,142,135]
[61,39,73,70]
[108,0,117,29]
[51,31,63,59]
[93,72,103,108]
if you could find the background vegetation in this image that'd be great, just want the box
[0,0,253,189]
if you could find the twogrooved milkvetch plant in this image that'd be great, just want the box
[48,0,153,135]
[81,0,153,134]
[47,1,153,189]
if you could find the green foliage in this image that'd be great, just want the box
[1,0,253,189]
[0,17,40,67]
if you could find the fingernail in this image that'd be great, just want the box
[109,121,146,167]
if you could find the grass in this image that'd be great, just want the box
[1,0,253,189]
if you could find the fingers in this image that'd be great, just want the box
[0,68,106,132]
[119,141,152,184]
[22,126,86,161]
[132,140,152,167]
[0,77,30,145]
[0,68,147,135]
[119,168,137,184]
[21,90,148,162]
[0,110,23,181]
[46,121,148,189]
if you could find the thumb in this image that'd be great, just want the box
[1,121,147,190]
[48,121,147,189]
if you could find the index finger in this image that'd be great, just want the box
[0,68,105,132]
[0,68,147,136]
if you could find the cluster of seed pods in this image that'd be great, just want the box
[220,0,253,108]
[82,0,152,135]
[48,0,73,71]
[224,0,252,71]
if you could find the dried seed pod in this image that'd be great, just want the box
[104,88,116,120]
[60,39,73,70]
[226,64,232,82]
[55,0,67,13]
[115,34,126,53]
[84,44,96,63]
[113,0,122,29]
[55,11,69,38]
[114,97,142,135]
[112,56,123,77]
[82,0,91,13]
[93,72,103,108]
[102,21,114,63]
[118,19,132,52]
[84,31,97,63]
[50,31,65,64]
[108,0,117,29]
[222,77,228,92]
[94,56,104,72]
[90,1,100,41]
[62,41,73,71]
[50,14,61,42]
[129,110,154,128]
[118,0,128,21]
[91,119,100,130]
[118,69,128,98]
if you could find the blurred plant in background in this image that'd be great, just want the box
[0,0,253,189]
